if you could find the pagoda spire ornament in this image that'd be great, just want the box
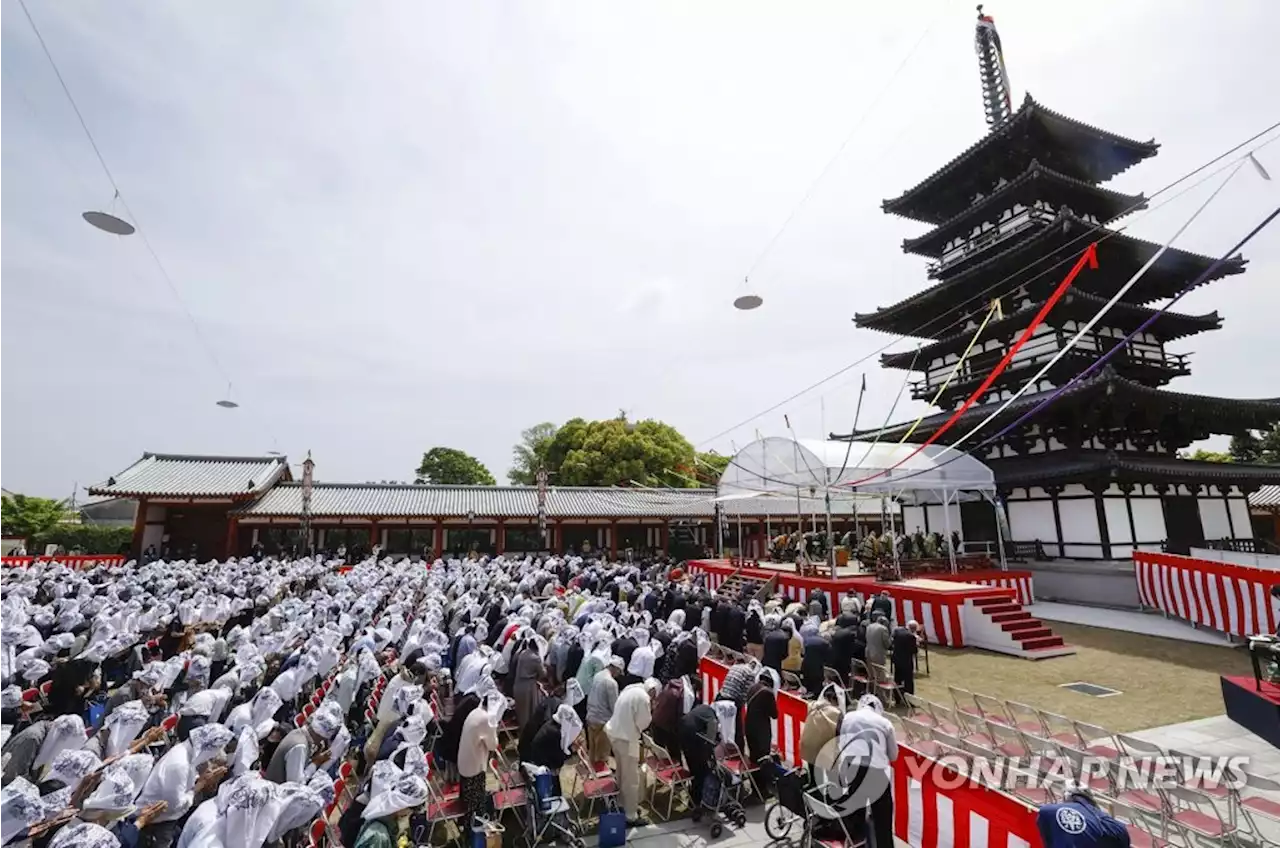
[974,5,1014,131]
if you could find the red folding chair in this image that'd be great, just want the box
[308,818,326,847]
[573,750,619,820]
[295,713,307,729]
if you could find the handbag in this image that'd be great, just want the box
[85,696,108,730]
[598,808,627,848]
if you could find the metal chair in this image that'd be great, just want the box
[1036,708,1084,749]
[1102,757,1165,814]
[1165,784,1238,847]
[642,735,693,821]
[973,691,1014,727]
[308,818,327,848]
[1058,744,1113,797]
[1235,768,1280,843]
[870,661,902,709]
[1073,720,1121,758]
[947,685,984,722]
[1005,699,1050,735]
[985,719,1029,759]
[899,716,941,757]
[573,749,620,821]
[1108,797,1172,848]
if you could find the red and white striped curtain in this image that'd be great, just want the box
[1133,551,1279,638]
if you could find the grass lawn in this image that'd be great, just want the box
[912,622,1253,732]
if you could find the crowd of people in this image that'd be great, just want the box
[1,552,926,848]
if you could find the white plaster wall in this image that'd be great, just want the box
[1104,498,1133,558]
[1131,499,1167,544]
[1008,500,1056,544]
[1199,498,1232,540]
[924,503,963,537]
[1190,547,1280,570]
[1058,499,1100,557]
[1228,497,1252,539]
[903,506,926,534]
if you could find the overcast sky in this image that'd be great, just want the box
[3,0,1277,498]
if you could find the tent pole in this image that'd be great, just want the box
[993,493,1008,571]
[825,490,834,578]
[943,489,957,574]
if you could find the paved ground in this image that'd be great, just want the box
[1130,715,1280,778]
[1029,601,1236,647]
[579,803,908,847]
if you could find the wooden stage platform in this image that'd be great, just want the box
[686,558,1072,658]
[1222,675,1280,748]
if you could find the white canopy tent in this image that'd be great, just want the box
[716,436,1003,571]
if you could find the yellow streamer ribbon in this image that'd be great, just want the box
[897,299,1002,443]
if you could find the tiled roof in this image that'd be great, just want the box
[883,94,1159,223]
[881,293,1220,369]
[88,453,290,498]
[1250,486,1280,509]
[854,209,1245,334]
[992,451,1280,488]
[833,369,1280,444]
[235,483,887,519]
[900,161,1147,257]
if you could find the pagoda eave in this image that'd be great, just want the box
[990,451,1280,491]
[882,93,1159,224]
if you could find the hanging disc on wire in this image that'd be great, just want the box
[733,294,764,311]
[82,211,136,235]
[216,399,239,409]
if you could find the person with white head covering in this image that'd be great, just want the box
[134,722,236,842]
[585,655,623,765]
[828,695,898,848]
[510,631,545,730]
[744,667,780,795]
[354,762,429,848]
[225,686,283,741]
[457,690,502,830]
[802,682,847,766]
[605,676,660,828]
[262,700,338,786]
[526,702,583,780]
[32,714,87,780]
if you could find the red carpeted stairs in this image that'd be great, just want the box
[971,595,1069,654]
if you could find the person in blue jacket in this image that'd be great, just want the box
[1037,783,1131,848]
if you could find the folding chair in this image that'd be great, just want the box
[295,713,307,728]
[900,716,941,758]
[1165,784,1237,847]
[1109,798,1172,848]
[423,766,468,845]
[302,702,317,719]
[573,750,620,820]
[1235,768,1280,842]
[1037,708,1084,749]
[486,758,527,829]
[718,737,763,802]
[985,719,1029,759]
[902,692,934,724]
[1167,747,1232,801]
[780,670,805,696]
[947,685,984,722]
[1116,732,1165,763]
[642,735,692,821]
[1103,758,1165,814]
[849,659,872,699]
[308,817,327,848]
[1005,699,1050,735]
[870,662,901,709]
[886,712,906,742]
[1073,720,1121,758]
[927,701,966,738]
[1003,761,1062,807]
[1059,744,1112,797]
[973,692,1014,727]
[1018,729,1062,763]
[932,740,974,777]
[325,778,345,817]
[38,681,52,701]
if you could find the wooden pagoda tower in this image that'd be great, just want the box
[835,8,1280,558]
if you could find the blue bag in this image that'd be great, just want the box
[534,771,558,810]
[85,697,107,730]
[598,809,627,848]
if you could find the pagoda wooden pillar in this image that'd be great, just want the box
[433,521,443,558]
[497,519,506,555]
[660,523,669,555]
[368,520,380,551]
[610,519,619,559]
[131,497,148,559]
[224,516,239,559]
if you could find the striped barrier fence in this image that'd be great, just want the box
[1133,550,1279,638]
[698,657,1040,848]
[1,555,128,569]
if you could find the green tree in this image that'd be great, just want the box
[1231,423,1280,464]
[693,451,731,486]
[1,493,70,540]
[507,422,558,485]
[1180,449,1232,462]
[414,448,496,485]
[546,414,698,488]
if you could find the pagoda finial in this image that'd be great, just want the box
[975,6,1014,132]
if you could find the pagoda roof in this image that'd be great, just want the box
[883,94,1158,225]
[900,161,1147,258]
[854,209,1245,337]
[880,292,1221,369]
[990,450,1280,488]
[831,369,1280,444]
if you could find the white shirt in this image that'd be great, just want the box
[377,674,407,724]
[604,683,652,758]
[831,708,899,780]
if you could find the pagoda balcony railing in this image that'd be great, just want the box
[928,206,1056,277]
[908,336,1191,401]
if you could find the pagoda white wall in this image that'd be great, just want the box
[1104,496,1134,559]
[1130,498,1167,550]
[1229,496,1252,539]
[903,505,925,534]
[924,503,963,537]
[1006,489,1055,546]
[1198,497,1232,540]
[1058,484,1101,558]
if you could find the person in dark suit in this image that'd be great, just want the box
[891,620,921,696]
[762,617,789,673]
[871,590,893,622]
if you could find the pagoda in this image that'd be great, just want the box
[834,8,1280,559]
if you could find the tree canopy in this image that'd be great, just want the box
[1230,423,1280,464]
[507,422,558,485]
[693,451,731,486]
[542,414,700,488]
[1,493,70,540]
[1180,448,1232,463]
[414,447,496,486]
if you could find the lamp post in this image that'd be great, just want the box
[301,451,314,557]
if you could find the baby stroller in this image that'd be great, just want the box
[519,762,585,848]
[698,743,748,838]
